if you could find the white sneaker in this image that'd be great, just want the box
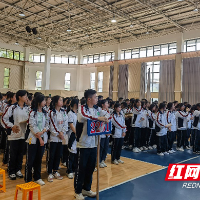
[82,189,96,197]
[102,161,107,167]
[177,147,184,151]
[168,150,173,154]
[153,145,157,149]
[54,172,63,180]
[112,159,119,165]
[157,152,164,156]
[129,145,133,150]
[171,149,176,153]
[48,174,54,182]
[117,159,124,164]
[133,147,140,153]
[140,147,144,151]
[186,146,190,150]
[67,173,74,179]
[122,145,126,150]
[9,174,16,180]
[16,170,23,178]
[62,162,66,167]
[148,146,153,150]
[94,168,97,172]
[136,147,141,152]
[75,193,85,200]
[35,179,45,186]
[143,146,148,151]
[163,152,169,155]
[99,162,105,168]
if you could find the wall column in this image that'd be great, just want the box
[174,33,183,102]
[43,48,51,90]
[112,61,119,100]
[23,47,30,90]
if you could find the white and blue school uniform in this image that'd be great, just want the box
[155,111,168,153]
[67,110,78,174]
[25,108,49,182]
[48,108,68,174]
[111,112,126,161]
[2,102,29,178]
[193,110,200,152]
[74,104,99,195]
[175,111,188,148]
[148,110,157,147]
[166,111,177,151]
[100,109,112,163]
[131,106,142,148]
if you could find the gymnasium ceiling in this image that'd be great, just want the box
[0,0,200,52]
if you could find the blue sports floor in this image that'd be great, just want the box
[87,147,200,200]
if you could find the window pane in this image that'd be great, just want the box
[69,56,76,64]
[154,45,160,56]
[65,81,70,91]
[187,40,195,46]
[91,72,95,81]
[3,77,9,88]
[62,56,68,64]
[34,54,40,62]
[147,46,153,57]
[184,42,186,52]
[152,83,159,92]
[140,47,146,58]
[36,80,42,87]
[125,50,131,59]
[36,71,42,79]
[4,68,10,76]
[55,55,61,63]
[29,54,34,62]
[88,55,93,63]
[65,73,70,81]
[153,64,160,72]
[0,49,6,57]
[153,73,159,82]
[83,56,87,64]
[7,50,13,59]
[132,49,139,58]
[51,56,55,63]
[106,53,112,61]
[100,54,105,62]
[161,44,168,55]
[20,52,24,61]
[94,54,100,63]
[41,54,45,62]
[121,51,125,59]
[187,45,196,52]
[98,72,103,92]
[91,72,95,89]
[14,51,20,60]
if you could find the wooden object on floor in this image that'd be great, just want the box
[0,168,6,193]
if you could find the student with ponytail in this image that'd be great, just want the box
[25,94,49,185]
[47,95,68,182]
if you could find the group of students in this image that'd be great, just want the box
[0,90,200,200]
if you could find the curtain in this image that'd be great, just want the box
[118,64,128,99]
[109,65,114,99]
[140,62,146,99]
[159,60,175,103]
[182,57,200,105]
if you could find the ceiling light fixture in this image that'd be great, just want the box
[146,31,149,34]
[194,8,198,12]
[130,24,133,28]
[67,28,72,32]
[15,42,19,45]
[37,37,41,40]
[111,18,117,23]
[19,13,25,17]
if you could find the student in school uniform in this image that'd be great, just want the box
[66,99,79,179]
[25,94,49,186]
[2,92,17,166]
[131,99,143,153]
[155,103,172,156]
[175,103,189,151]
[111,103,126,165]
[166,102,177,153]
[185,104,192,149]
[44,96,51,113]
[192,103,200,154]
[2,90,29,180]
[74,89,107,200]
[190,106,196,148]
[47,95,68,182]
[147,103,157,150]
[99,99,112,168]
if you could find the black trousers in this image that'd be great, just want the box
[111,138,124,161]
[186,129,190,147]
[129,127,134,146]
[47,142,63,174]
[62,145,69,165]
[193,130,200,152]
[167,131,176,150]
[149,129,157,147]
[124,119,131,143]
[157,135,168,153]
[100,137,109,162]
[3,139,10,164]
[0,127,7,150]
[134,127,141,148]
[74,148,97,194]
[141,128,149,147]
[191,129,195,147]
[67,152,77,174]
[8,139,25,175]
[25,139,45,182]
[177,130,187,148]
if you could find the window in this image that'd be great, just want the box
[62,55,68,64]
[94,54,100,63]
[14,51,20,60]
[20,52,24,61]
[100,53,106,62]
[3,68,10,88]
[34,54,40,62]
[154,45,160,56]
[151,98,158,103]
[90,72,95,90]
[41,54,45,62]
[88,55,93,63]
[64,73,70,91]
[29,53,34,62]
[55,55,61,63]
[146,62,160,92]
[140,47,147,58]
[125,49,132,59]
[83,56,87,64]
[98,72,103,92]
[161,44,168,55]
[69,56,76,64]
[7,50,13,59]
[132,48,139,58]
[51,55,55,63]
[0,49,6,58]
[35,71,42,90]
[169,43,177,54]
[147,46,153,57]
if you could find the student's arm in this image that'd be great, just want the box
[61,111,68,134]
[29,111,40,135]
[44,113,50,133]
[156,113,170,128]
[49,111,60,137]
[68,112,76,133]
[112,114,126,129]
[2,105,14,129]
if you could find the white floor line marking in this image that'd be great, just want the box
[177,155,200,164]
[99,167,167,193]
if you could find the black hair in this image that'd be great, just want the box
[71,99,79,108]
[121,102,127,108]
[50,95,61,110]
[81,98,86,105]
[159,103,166,110]
[141,101,146,108]
[177,103,184,110]
[134,99,140,108]
[119,97,123,101]
[114,103,121,109]
[0,93,2,100]
[34,92,42,98]
[149,103,156,111]
[32,94,45,110]
[7,92,16,105]
[45,96,51,101]
[196,103,200,109]
[173,101,178,104]
[16,90,27,101]
[125,99,130,102]
[167,102,173,110]
[98,95,103,100]
[100,99,108,108]
[28,95,33,101]
[2,93,6,97]
[84,89,96,100]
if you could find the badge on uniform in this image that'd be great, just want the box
[87,119,112,136]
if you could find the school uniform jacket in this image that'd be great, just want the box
[175,111,189,130]
[112,112,126,138]
[49,108,68,143]
[155,111,168,136]
[166,111,177,132]
[2,103,29,140]
[140,109,149,128]
[77,104,100,148]
[193,110,200,130]
[147,110,156,129]
[27,109,50,145]
[131,106,142,128]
